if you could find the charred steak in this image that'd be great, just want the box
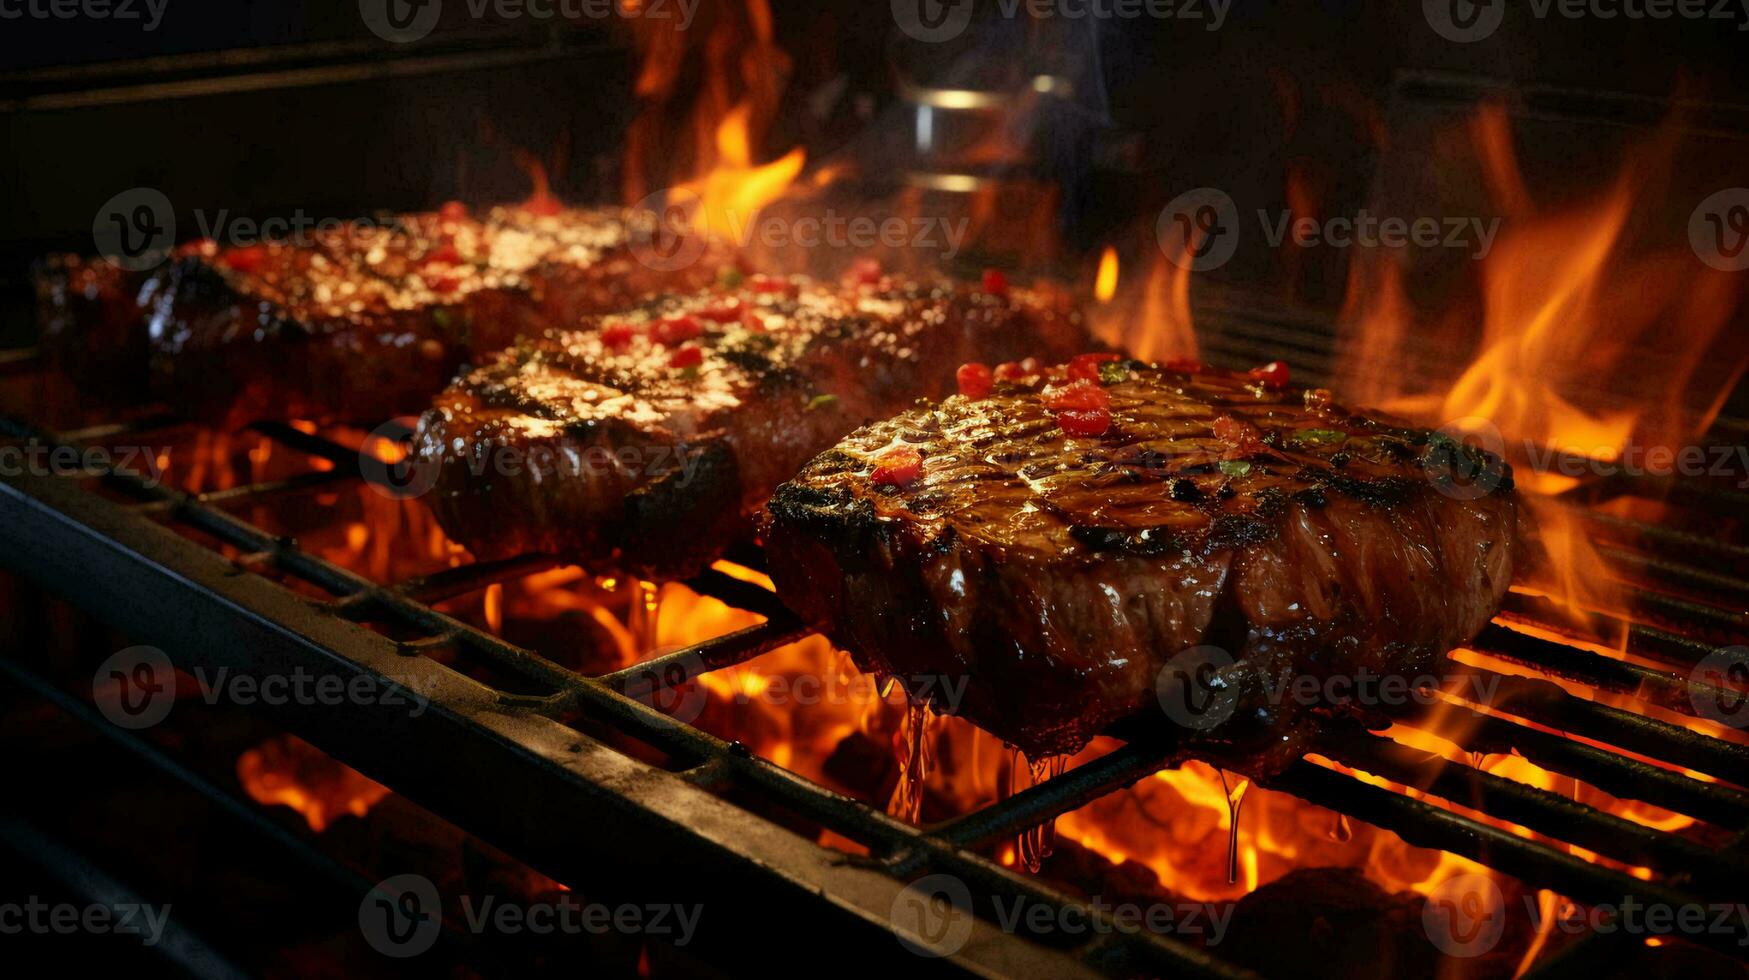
[412,273,1092,580]
[36,205,721,426]
[762,358,1517,764]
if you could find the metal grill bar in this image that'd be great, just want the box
[1316,728,1748,901]
[3,400,1746,970]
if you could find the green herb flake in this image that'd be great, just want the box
[1218,460,1253,478]
[1098,361,1130,385]
[717,267,745,289]
[806,394,839,412]
[1293,428,1348,447]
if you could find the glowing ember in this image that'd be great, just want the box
[237,734,390,833]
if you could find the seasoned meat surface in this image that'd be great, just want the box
[762,360,1517,762]
[413,274,1093,580]
[36,206,721,426]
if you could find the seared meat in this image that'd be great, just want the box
[762,359,1517,763]
[36,206,722,426]
[413,274,1093,580]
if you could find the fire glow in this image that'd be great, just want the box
[177,20,1748,973]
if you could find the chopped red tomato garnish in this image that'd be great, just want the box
[956,362,994,398]
[1042,379,1115,437]
[651,314,703,346]
[981,268,1009,296]
[1162,356,1203,374]
[994,361,1025,381]
[1213,414,1264,457]
[668,345,704,369]
[1041,378,1111,413]
[1055,407,1112,437]
[740,309,767,332]
[600,323,637,348]
[870,446,923,487]
[1066,352,1122,382]
[429,275,459,295]
[697,299,743,323]
[1248,361,1291,391]
[847,257,883,286]
[218,245,267,274]
[439,200,468,222]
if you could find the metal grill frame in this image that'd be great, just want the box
[2,362,1748,976]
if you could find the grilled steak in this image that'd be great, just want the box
[36,205,721,426]
[412,273,1093,580]
[762,358,1517,764]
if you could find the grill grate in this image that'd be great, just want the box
[1,345,1747,975]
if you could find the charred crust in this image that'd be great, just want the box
[621,439,740,576]
[766,481,880,539]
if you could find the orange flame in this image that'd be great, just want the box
[237,735,390,833]
[1094,246,1119,303]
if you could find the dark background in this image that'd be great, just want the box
[3,0,1748,325]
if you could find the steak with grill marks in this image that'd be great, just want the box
[762,360,1517,765]
[412,274,1093,580]
[35,206,722,426]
